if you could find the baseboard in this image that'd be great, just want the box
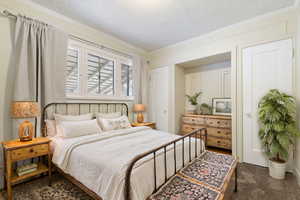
[294,167,300,186]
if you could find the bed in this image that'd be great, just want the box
[42,102,207,200]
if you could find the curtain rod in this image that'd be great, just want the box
[1,9,133,59]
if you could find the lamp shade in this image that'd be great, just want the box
[133,104,146,112]
[11,101,40,118]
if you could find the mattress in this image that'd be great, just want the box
[50,126,204,200]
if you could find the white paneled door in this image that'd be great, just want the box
[242,39,293,167]
[149,67,169,132]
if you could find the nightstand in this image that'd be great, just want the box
[2,137,51,200]
[131,122,156,129]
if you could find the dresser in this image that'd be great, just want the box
[181,114,232,150]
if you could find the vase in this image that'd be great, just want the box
[187,105,197,114]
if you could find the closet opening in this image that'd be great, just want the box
[175,52,233,155]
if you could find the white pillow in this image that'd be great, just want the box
[45,120,57,137]
[96,112,121,119]
[54,113,93,122]
[56,119,102,138]
[97,115,131,131]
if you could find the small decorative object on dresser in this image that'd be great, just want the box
[199,103,212,115]
[11,101,40,141]
[2,137,51,200]
[131,122,156,129]
[181,114,232,150]
[212,98,232,116]
[133,104,146,123]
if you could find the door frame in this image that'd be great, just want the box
[237,35,296,163]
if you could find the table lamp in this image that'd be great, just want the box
[11,101,40,142]
[133,104,145,123]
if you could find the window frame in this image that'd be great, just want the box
[66,39,134,101]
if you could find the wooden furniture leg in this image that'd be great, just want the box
[234,165,238,192]
[5,151,12,200]
[48,150,52,186]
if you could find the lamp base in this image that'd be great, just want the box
[20,137,33,142]
[19,120,34,142]
[137,113,144,123]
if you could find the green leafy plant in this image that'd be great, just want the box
[199,103,212,115]
[186,92,202,106]
[258,89,300,162]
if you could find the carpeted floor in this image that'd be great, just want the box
[1,163,300,200]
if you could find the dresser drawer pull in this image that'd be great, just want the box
[29,149,34,153]
[217,131,221,133]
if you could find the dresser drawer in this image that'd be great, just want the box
[181,124,205,135]
[207,137,231,150]
[207,127,231,139]
[11,144,49,161]
[182,117,205,125]
[206,118,231,128]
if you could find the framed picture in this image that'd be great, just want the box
[212,98,232,116]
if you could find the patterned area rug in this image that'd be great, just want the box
[1,163,300,200]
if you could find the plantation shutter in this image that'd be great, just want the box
[87,53,114,95]
[65,48,80,95]
[121,64,133,96]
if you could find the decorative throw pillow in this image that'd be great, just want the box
[45,120,57,137]
[97,115,131,131]
[54,113,93,122]
[96,112,121,119]
[56,119,102,138]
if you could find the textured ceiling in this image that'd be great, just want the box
[29,0,295,51]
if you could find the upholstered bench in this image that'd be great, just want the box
[149,151,238,200]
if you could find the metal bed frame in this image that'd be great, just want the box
[42,102,236,200]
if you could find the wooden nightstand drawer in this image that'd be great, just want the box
[11,144,49,161]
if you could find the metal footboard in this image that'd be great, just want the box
[124,128,207,200]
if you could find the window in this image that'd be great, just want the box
[87,54,114,96]
[121,64,133,96]
[65,40,134,100]
[65,48,80,94]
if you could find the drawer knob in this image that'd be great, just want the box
[29,149,34,153]
[217,121,220,124]
[217,131,221,133]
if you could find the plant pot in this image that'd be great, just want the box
[269,159,287,180]
[187,105,197,114]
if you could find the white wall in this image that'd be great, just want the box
[295,5,300,185]
[185,61,231,107]
[149,7,298,162]
[0,0,147,189]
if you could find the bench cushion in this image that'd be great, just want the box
[149,151,237,200]
[149,175,222,200]
[180,151,237,191]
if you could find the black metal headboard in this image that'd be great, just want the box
[42,102,129,136]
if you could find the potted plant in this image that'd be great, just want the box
[258,89,300,179]
[186,92,202,114]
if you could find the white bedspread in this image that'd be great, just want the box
[51,126,204,200]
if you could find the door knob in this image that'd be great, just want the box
[246,113,252,118]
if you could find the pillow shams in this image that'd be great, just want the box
[97,115,131,131]
[56,119,102,138]
[54,113,93,121]
[45,120,57,137]
[96,112,121,119]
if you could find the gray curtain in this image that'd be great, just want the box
[13,15,68,138]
